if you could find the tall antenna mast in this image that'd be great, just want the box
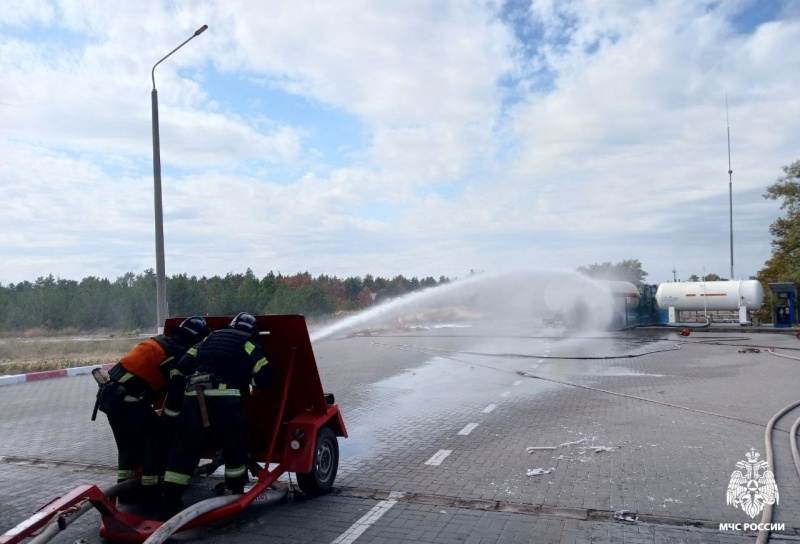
[726,95,734,279]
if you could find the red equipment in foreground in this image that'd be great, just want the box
[1,315,347,544]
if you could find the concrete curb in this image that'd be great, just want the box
[0,363,115,388]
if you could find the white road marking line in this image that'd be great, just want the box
[513,380,522,386]
[500,391,510,397]
[331,492,405,544]
[458,423,479,435]
[424,449,452,466]
[482,404,497,413]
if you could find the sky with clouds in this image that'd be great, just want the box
[1,0,798,287]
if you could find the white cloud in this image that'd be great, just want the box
[0,0,796,287]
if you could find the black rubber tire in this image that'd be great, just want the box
[296,426,339,495]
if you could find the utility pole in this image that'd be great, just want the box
[151,25,208,333]
[726,95,734,280]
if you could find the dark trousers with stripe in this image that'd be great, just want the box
[161,394,248,511]
[106,398,170,484]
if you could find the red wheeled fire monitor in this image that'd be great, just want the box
[1,315,347,544]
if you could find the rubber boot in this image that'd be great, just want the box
[116,483,141,505]
[158,484,184,522]
[139,484,161,510]
[227,475,248,495]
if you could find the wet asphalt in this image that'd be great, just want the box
[2,322,800,543]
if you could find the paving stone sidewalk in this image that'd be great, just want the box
[2,327,800,543]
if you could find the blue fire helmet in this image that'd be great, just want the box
[230,312,258,336]
[173,316,210,346]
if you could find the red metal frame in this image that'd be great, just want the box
[2,315,347,544]
[1,485,162,544]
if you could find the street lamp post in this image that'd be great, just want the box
[151,24,207,333]
[726,95,734,280]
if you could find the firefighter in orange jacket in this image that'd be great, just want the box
[96,316,210,503]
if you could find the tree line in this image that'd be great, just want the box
[0,269,449,333]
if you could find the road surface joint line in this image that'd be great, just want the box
[333,487,779,535]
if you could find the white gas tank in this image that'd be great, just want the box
[599,280,640,310]
[655,280,763,311]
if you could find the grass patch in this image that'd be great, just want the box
[0,336,141,376]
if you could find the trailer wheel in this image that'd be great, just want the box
[297,426,338,495]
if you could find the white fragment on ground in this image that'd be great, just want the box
[526,468,554,476]
[526,446,557,452]
[552,455,573,460]
[594,446,620,453]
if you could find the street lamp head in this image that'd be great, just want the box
[151,24,209,90]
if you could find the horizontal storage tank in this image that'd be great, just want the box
[655,280,763,311]
[599,280,640,310]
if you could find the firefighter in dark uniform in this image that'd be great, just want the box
[95,316,210,504]
[160,312,273,520]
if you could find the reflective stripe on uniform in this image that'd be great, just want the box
[163,407,181,417]
[169,368,182,379]
[225,465,246,478]
[118,372,135,383]
[244,341,256,355]
[123,395,143,402]
[159,355,174,367]
[187,347,198,357]
[118,469,136,480]
[252,357,268,374]
[164,471,191,486]
[186,388,240,397]
[141,475,160,486]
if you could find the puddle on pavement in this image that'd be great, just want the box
[338,354,553,461]
[529,360,666,378]
[337,329,671,463]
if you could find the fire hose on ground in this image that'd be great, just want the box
[143,484,289,544]
[756,349,800,544]
[26,479,138,544]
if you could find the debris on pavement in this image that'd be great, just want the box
[613,510,639,523]
[558,438,587,448]
[526,468,554,476]
[594,446,620,453]
[526,446,557,452]
[738,347,760,353]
